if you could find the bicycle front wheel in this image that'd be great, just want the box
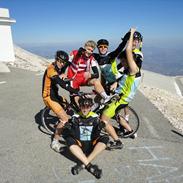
[41,107,59,135]
[115,106,140,138]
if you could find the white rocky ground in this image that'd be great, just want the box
[4,45,183,134]
[139,84,183,134]
[6,45,50,72]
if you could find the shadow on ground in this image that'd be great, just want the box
[34,109,52,136]
[34,108,79,164]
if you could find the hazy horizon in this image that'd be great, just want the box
[17,42,183,77]
[2,0,183,76]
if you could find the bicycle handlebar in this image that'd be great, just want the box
[71,91,96,98]
[63,78,73,82]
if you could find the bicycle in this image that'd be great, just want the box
[41,91,140,138]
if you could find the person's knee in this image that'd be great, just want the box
[95,79,101,85]
[100,120,108,129]
[101,114,110,125]
[102,120,113,132]
[92,79,101,86]
[57,112,69,122]
[69,144,77,150]
[98,121,106,130]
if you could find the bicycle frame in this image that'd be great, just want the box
[41,92,139,138]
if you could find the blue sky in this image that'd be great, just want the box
[1,0,183,47]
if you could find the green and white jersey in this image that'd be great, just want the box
[100,58,122,84]
[115,74,141,103]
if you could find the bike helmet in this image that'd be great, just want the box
[133,31,143,42]
[97,39,109,47]
[55,50,69,63]
[78,97,94,107]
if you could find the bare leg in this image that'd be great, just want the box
[101,114,119,141]
[69,145,89,166]
[54,109,69,140]
[124,106,130,121]
[118,116,132,131]
[87,142,106,163]
[88,78,105,94]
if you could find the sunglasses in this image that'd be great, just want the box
[98,45,108,49]
[57,58,66,64]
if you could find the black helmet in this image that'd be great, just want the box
[55,50,69,63]
[78,97,94,107]
[133,31,143,42]
[97,39,109,47]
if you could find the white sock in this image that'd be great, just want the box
[53,138,59,142]
[125,114,129,121]
[100,91,108,99]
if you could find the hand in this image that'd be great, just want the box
[130,27,136,35]
[110,82,118,92]
[84,72,91,80]
[58,120,67,128]
[98,121,106,130]
[78,47,86,57]
[122,31,130,42]
[59,73,67,80]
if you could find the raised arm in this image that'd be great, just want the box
[126,28,139,75]
[108,32,130,60]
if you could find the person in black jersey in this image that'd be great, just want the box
[64,97,109,179]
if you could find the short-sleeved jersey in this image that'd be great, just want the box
[67,111,101,142]
[103,74,141,118]
[115,74,141,103]
[68,50,97,75]
[98,54,122,84]
[93,41,126,84]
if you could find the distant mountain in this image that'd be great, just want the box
[19,43,183,76]
[142,46,183,76]
[13,45,50,72]
[20,43,81,59]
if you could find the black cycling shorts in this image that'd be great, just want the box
[65,135,109,155]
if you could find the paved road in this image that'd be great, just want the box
[0,68,182,183]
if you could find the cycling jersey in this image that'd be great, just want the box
[42,63,78,99]
[42,63,78,114]
[93,41,126,84]
[121,49,144,78]
[67,111,101,142]
[67,50,99,89]
[103,49,143,118]
[103,74,140,118]
[64,111,109,154]
[100,56,122,84]
[115,74,141,102]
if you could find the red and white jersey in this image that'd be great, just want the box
[68,50,97,73]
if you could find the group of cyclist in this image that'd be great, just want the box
[42,27,143,179]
